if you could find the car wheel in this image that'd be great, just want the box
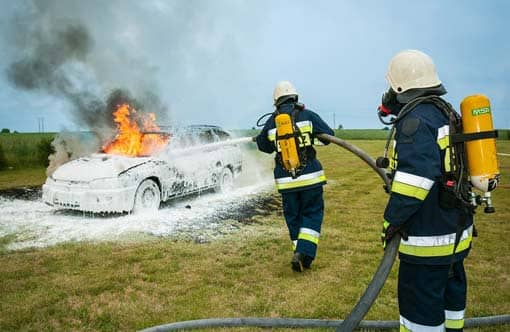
[133,179,160,213]
[215,167,234,193]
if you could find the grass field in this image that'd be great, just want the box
[0,140,509,331]
[0,168,48,190]
[0,132,55,169]
[1,129,508,169]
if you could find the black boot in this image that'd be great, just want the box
[291,252,305,272]
[302,255,313,269]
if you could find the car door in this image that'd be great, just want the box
[193,128,222,190]
[159,130,199,199]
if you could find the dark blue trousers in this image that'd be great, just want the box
[281,186,324,261]
[398,260,467,331]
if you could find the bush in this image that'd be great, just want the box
[0,133,56,168]
[1,128,10,134]
[497,129,509,140]
[36,137,55,167]
[0,143,7,170]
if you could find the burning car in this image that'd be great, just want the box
[42,104,243,213]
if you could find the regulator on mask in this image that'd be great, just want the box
[377,88,404,122]
[375,88,403,170]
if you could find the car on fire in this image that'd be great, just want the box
[42,125,243,213]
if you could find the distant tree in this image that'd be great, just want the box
[382,126,390,131]
[251,127,256,130]
[1,128,10,134]
[337,124,343,130]
[0,143,7,170]
[36,137,55,167]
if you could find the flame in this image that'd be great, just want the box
[102,103,169,157]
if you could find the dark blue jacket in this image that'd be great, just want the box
[384,101,473,265]
[256,103,334,193]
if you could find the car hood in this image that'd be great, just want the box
[51,153,152,182]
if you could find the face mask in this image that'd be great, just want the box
[377,87,404,117]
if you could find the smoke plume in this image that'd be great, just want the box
[4,0,171,171]
[46,132,101,176]
[5,3,169,131]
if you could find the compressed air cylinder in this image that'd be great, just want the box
[275,113,300,175]
[460,94,500,192]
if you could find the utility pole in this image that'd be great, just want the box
[37,117,45,133]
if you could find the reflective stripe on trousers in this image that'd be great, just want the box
[445,309,465,330]
[400,311,465,331]
[275,170,326,191]
[298,227,320,245]
[400,315,444,331]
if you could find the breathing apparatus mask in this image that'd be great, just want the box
[377,87,404,125]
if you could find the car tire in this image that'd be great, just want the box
[133,179,160,213]
[215,167,234,193]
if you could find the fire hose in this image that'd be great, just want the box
[141,133,510,331]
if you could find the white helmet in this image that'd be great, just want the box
[386,50,441,93]
[273,81,298,105]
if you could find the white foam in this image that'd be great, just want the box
[0,150,275,250]
[0,180,273,250]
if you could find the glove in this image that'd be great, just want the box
[252,135,258,142]
[381,220,408,249]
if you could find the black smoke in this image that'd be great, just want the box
[4,2,170,138]
[4,20,114,133]
[6,23,92,91]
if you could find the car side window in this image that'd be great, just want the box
[213,129,230,141]
[171,127,231,147]
[198,129,215,144]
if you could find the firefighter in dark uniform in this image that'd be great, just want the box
[255,81,334,272]
[379,50,473,331]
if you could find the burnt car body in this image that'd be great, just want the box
[42,125,243,213]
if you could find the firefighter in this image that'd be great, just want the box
[379,50,473,331]
[255,81,334,272]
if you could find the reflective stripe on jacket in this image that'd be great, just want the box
[399,225,473,257]
[384,101,473,265]
[256,103,334,193]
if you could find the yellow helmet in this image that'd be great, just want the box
[273,81,298,105]
[386,50,441,94]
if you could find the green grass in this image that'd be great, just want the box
[0,129,508,170]
[0,132,56,169]
[333,129,392,140]
[0,168,47,190]
[497,129,510,140]
[0,141,509,331]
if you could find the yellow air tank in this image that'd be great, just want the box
[275,113,300,177]
[460,94,500,192]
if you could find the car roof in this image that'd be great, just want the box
[158,125,226,134]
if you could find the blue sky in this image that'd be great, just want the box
[0,0,509,132]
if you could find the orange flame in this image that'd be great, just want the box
[102,103,170,157]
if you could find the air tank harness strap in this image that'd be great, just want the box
[451,130,498,144]
[277,133,298,140]
[291,108,309,177]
